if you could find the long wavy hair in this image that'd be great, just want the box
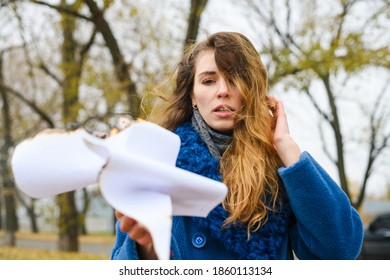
[148,32,284,235]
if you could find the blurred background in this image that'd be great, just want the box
[0,0,389,258]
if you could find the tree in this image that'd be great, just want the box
[0,0,61,238]
[244,0,390,209]
[29,0,183,247]
[0,0,96,250]
[55,0,82,252]
[1,0,209,250]
[0,52,18,246]
[0,67,56,234]
[183,0,209,49]
[34,0,141,118]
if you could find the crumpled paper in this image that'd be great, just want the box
[11,121,228,260]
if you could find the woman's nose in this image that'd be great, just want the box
[217,79,229,98]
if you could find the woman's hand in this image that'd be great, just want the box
[268,96,301,167]
[115,210,157,259]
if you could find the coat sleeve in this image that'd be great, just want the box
[111,220,140,260]
[278,151,363,260]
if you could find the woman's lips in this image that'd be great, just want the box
[213,105,235,118]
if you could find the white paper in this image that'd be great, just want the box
[11,122,228,260]
[11,129,107,198]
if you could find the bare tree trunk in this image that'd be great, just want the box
[14,193,39,233]
[0,196,2,230]
[56,0,97,250]
[1,164,18,247]
[79,188,91,235]
[84,0,140,118]
[0,78,54,235]
[27,201,39,233]
[0,53,18,246]
[184,0,209,49]
[57,0,82,252]
[57,193,79,251]
[321,74,350,199]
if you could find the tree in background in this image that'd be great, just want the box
[0,51,18,246]
[0,2,59,243]
[0,0,209,251]
[184,0,209,49]
[244,0,390,209]
[55,0,94,252]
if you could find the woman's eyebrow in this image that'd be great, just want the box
[198,71,217,78]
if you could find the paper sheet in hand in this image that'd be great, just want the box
[11,122,228,260]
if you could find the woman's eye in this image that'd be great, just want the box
[202,79,215,85]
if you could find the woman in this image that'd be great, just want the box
[111,32,363,260]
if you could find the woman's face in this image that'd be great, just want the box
[192,49,243,133]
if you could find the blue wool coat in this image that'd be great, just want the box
[111,122,363,260]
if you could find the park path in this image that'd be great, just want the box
[14,238,113,255]
[1,233,114,256]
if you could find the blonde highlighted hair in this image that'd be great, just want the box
[148,32,283,235]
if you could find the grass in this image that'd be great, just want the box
[0,246,109,260]
[12,231,115,243]
[0,231,115,260]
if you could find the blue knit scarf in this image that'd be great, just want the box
[173,122,293,260]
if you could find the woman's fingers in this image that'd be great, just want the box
[129,223,153,246]
[115,210,153,246]
[115,211,157,259]
[267,97,301,166]
[118,215,136,233]
[129,223,146,240]
[115,210,124,219]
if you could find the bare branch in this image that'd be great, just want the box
[356,77,390,207]
[246,0,304,58]
[0,81,55,128]
[83,0,140,117]
[282,0,303,56]
[372,77,390,128]
[38,62,63,86]
[331,0,350,49]
[32,0,92,22]
[1,0,17,7]
[11,3,44,95]
[305,87,333,124]
[285,0,291,35]
[318,120,337,164]
[78,26,98,71]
